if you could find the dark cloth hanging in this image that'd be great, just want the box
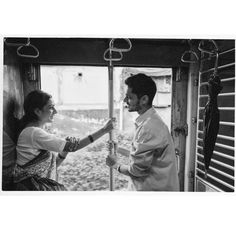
[202,73,223,174]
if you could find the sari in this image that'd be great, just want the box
[13,150,66,191]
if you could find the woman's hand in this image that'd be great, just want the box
[65,136,80,152]
[102,118,116,133]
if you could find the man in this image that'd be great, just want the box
[106,73,179,191]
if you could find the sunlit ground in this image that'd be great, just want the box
[49,112,131,191]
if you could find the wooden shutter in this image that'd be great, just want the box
[195,40,235,192]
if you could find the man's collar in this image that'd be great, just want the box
[135,107,155,127]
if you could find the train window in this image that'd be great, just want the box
[40,65,172,191]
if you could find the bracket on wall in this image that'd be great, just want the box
[174,123,188,136]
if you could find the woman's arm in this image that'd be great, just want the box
[56,151,68,166]
[62,118,114,152]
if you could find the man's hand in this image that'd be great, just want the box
[106,154,119,169]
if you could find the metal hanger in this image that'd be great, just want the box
[103,38,132,62]
[181,39,199,64]
[103,48,123,62]
[16,38,39,58]
[109,38,132,52]
[181,50,199,63]
[198,39,219,75]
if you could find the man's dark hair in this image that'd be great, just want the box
[125,73,157,105]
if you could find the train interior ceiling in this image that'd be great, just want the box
[2,37,235,192]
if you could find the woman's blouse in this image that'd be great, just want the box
[16,127,66,166]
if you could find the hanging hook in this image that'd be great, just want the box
[103,47,123,62]
[181,50,199,63]
[109,38,132,52]
[16,38,39,58]
[181,39,199,64]
[198,40,219,75]
[198,39,219,55]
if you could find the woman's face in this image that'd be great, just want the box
[37,98,57,124]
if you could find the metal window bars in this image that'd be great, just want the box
[103,38,132,191]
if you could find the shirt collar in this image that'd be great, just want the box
[135,107,155,127]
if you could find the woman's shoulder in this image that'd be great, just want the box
[19,126,48,138]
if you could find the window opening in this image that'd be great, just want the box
[41,65,172,191]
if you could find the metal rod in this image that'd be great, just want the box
[197,145,234,160]
[197,138,234,151]
[200,48,235,63]
[219,48,235,55]
[197,160,234,180]
[215,92,235,97]
[197,153,234,170]
[198,118,235,125]
[108,46,114,191]
[195,175,224,192]
[198,130,235,141]
[196,168,234,190]
[200,93,235,98]
[200,77,235,87]
[199,107,235,111]
[200,62,235,74]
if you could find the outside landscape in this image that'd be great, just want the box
[41,66,172,190]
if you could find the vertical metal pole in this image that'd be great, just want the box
[108,46,114,191]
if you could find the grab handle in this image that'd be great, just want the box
[17,43,39,58]
[103,48,123,61]
[109,38,132,52]
[181,50,199,63]
[198,39,219,55]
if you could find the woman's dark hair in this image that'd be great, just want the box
[19,90,52,132]
[125,73,157,105]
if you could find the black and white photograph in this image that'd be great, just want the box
[2,37,235,192]
[0,1,235,236]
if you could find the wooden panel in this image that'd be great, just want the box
[171,67,188,191]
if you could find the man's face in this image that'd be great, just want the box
[123,87,141,112]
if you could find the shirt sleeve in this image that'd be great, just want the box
[128,126,166,178]
[31,128,66,153]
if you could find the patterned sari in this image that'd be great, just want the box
[13,150,66,191]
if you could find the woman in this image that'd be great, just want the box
[13,90,114,191]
